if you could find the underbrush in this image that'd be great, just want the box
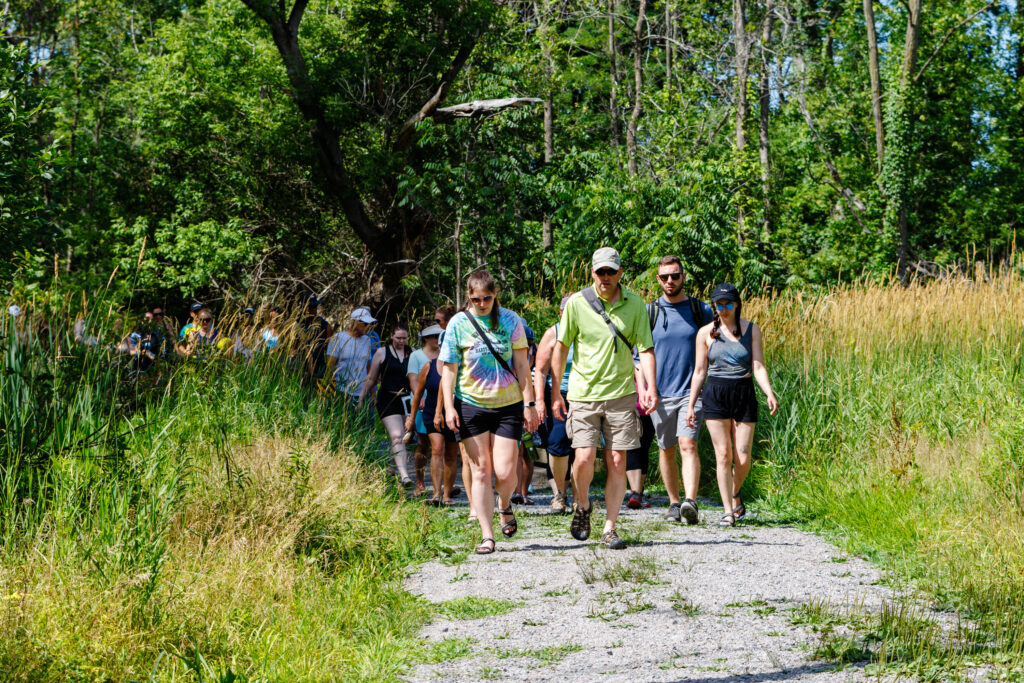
[745,271,1024,677]
[0,310,472,681]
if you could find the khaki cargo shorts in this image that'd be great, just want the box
[567,394,641,451]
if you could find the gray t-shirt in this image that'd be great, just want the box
[326,330,373,396]
[647,296,713,397]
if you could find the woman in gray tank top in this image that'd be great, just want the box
[685,283,778,527]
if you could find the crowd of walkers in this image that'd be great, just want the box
[16,245,777,554]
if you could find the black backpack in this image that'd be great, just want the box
[647,296,705,331]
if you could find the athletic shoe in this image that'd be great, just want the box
[639,495,651,509]
[681,498,699,526]
[550,491,567,514]
[570,499,592,541]
[665,502,682,522]
[626,491,642,509]
[601,529,627,550]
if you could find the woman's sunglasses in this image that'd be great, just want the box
[200,317,214,322]
[714,303,735,311]
[470,295,494,304]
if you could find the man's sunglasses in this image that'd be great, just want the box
[595,268,618,277]
[658,272,682,282]
[470,295,494,304]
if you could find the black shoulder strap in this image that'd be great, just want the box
[647,302,659,330]
[688,296,705,327]
[582,287,631,351]
[464,313,518,383]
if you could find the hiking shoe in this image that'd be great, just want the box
[681,498,699,525]
[550,491,567,514]
[626,491,642,509]
[601,529,627,550]
[665,502,682,522]
[570,499,592,541]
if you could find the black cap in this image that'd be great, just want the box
[243,307,255,316]
[298,292,319,307]
[711,283,741,303]
[190,302,204,313]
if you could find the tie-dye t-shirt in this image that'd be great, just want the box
[438,307,527,408]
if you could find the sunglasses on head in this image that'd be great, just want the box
[658,272,682,282]
[714,302,735,311]
[595,268,618,277]
[470,295,494,304]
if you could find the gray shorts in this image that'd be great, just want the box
[649,394,703,449]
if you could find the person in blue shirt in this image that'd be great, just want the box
[634,255,714,525]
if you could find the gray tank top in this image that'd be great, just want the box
[707,323,753,379]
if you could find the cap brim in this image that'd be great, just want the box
[592,261,621,271]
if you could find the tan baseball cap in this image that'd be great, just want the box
[592,247,621,271]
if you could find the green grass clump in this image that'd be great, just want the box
[437,597,522,621]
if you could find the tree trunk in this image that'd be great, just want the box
[626,0,647,177]
[664,0,672,86]
[758,0,773,237]
[1018,0,1024,80]
[863,0,885,173]
[542,96,555,250]
[608,0,623,171]
[734,0,749,235]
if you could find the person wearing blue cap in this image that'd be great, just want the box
[297,293,331,379]
[687,283,779,527]
[175,301,204,355]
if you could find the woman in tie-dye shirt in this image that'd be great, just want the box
[439,269,539,555]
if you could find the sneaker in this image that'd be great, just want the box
[665,502,682,522]
[639,495,651,509]
[550,491,567,514]
[570,499,592,541]
[681,498,699,526]
[626,491,642,509]
[601,528,627,550]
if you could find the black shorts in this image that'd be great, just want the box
[376,392,406,419]
[425,418,459,444]
[702,376,758,423]
[455,399,524,442]
[626,412,656,474]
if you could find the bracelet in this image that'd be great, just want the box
[524,401,536,408]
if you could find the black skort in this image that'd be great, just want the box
[454,399,524,442]
[701,376,758,423]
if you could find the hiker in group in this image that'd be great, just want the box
[259,306,282,351]
[533,295,575,514]
[182,307,223,360]
[512,319,538,505]
[687,283,778,527]
[550,247,657,549]
[359,322,414,486]
[439,269,538,555]
[406,324,458,505]
[297,293,331,380]
[406,320,436,496]
[624,406,655,509]
[325,305,376,416]
[231,307,258,361]
[634,256,714,524]
[150,306,175,358]
[432,304,475,518]
[176,302,203,355]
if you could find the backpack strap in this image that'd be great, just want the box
[647,302,659,331]
[688,296,705,327]
[581,287,631,352]
[463,312,518,383]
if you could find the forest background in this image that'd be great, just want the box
[4,0,1024,314]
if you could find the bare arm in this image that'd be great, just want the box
[686,325,711,426]
[440,362,460,431]
[358,348,384,405]
[513,346,539,433]
[533,326,557,422]
[750,323,778,415]
[404,363,431,432]
[637,349,658,412]
[550,341,569,420]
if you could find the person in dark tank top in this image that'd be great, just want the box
[686,283,779,527]
[359,323,413,486]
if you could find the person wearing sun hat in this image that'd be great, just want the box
[686,282,779,527]
[326,305,377,410]
[549,246,657,550]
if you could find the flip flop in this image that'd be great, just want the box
[442,498,456,506]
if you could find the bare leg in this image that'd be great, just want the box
[679,437,701,501]
[382,414,409,479]
[462,433,495,540]
[732,422,756,494]
[428,433,445,500]
[443,442,459,499]
[492,434,520,525]
[658,445,681,505]
[549,454,569,498]
[459,442,475,519]
[706,419,736,515]
[603,449,628,532]
[626,469,645,495]
[413,431,429,493]
[571,446,597,511]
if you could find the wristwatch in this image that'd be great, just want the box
[524,401,536,408]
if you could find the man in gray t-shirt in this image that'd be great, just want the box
[636,256,713,525]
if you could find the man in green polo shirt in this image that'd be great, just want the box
[551,247,657,549]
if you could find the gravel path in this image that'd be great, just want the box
[404,492,896,682]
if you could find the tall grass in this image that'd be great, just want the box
[0,296,471,681]
[742,269,1024,674]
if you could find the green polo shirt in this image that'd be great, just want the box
[557,284,654,402]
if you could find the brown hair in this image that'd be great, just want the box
[710,300,741,340]
[658,255,683,270]
[435,305,456,326]
[465,269,500,329]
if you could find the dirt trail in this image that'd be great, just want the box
[404,493,893,682]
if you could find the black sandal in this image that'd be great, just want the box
[732,493,746,521]
[475,538,495,555]
[718,513,737,527]
[499,506,518,538]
